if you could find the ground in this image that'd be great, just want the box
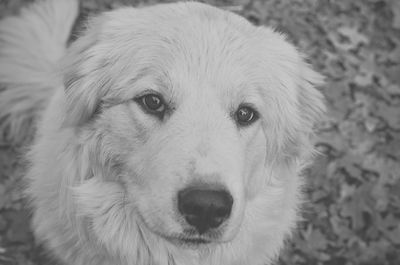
[0,0,399,264]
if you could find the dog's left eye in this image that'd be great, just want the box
[135,93,166,118]
[235,105,258,126]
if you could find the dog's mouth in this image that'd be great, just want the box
[165,235,212,247]
[179,237,210,245]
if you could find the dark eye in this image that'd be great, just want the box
[136,93,166,118]
[235,105,258,126]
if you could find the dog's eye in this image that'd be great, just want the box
[235,105,258,126]
[136,94,166,118]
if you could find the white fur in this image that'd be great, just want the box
[0,1,325,265]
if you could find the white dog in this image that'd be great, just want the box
[0,0,325,264]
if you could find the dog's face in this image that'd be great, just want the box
[64,2,324,258]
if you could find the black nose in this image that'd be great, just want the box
[178,188,233,234]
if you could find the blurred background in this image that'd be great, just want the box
[0,0,399,264]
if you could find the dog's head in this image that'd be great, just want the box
[65,2,324,262]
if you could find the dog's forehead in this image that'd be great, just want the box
[98,3,301,105]
[106,3,258,66]
[96,5,250,93]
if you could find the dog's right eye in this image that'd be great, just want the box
[235,105,258,126]
[135,93,166,118]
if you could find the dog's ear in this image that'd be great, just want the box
[290,61,326,162]
[297,61,325,134]
[261,55,325,164]
[62,17,111,127]
[252,27,326,164]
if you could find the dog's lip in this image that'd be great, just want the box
[165,235,212,246]
[179,237,211,245]
[136,214,214,246]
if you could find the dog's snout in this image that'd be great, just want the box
[178,188,233,234]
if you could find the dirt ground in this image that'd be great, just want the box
[0,0,399,264]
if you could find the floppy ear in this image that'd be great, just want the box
[261,55,326,164]
[62,17,111,127]
[297,62,325,133]
[292,61,326,162]
[259,54,325,164]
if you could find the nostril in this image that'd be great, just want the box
[177,187,233,234]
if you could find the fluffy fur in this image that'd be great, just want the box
[0,0,325,264]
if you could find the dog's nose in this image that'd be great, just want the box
[178,188,233,234]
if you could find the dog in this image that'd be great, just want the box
[0,0,325,264]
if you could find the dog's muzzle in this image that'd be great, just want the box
[177,187,233,234]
